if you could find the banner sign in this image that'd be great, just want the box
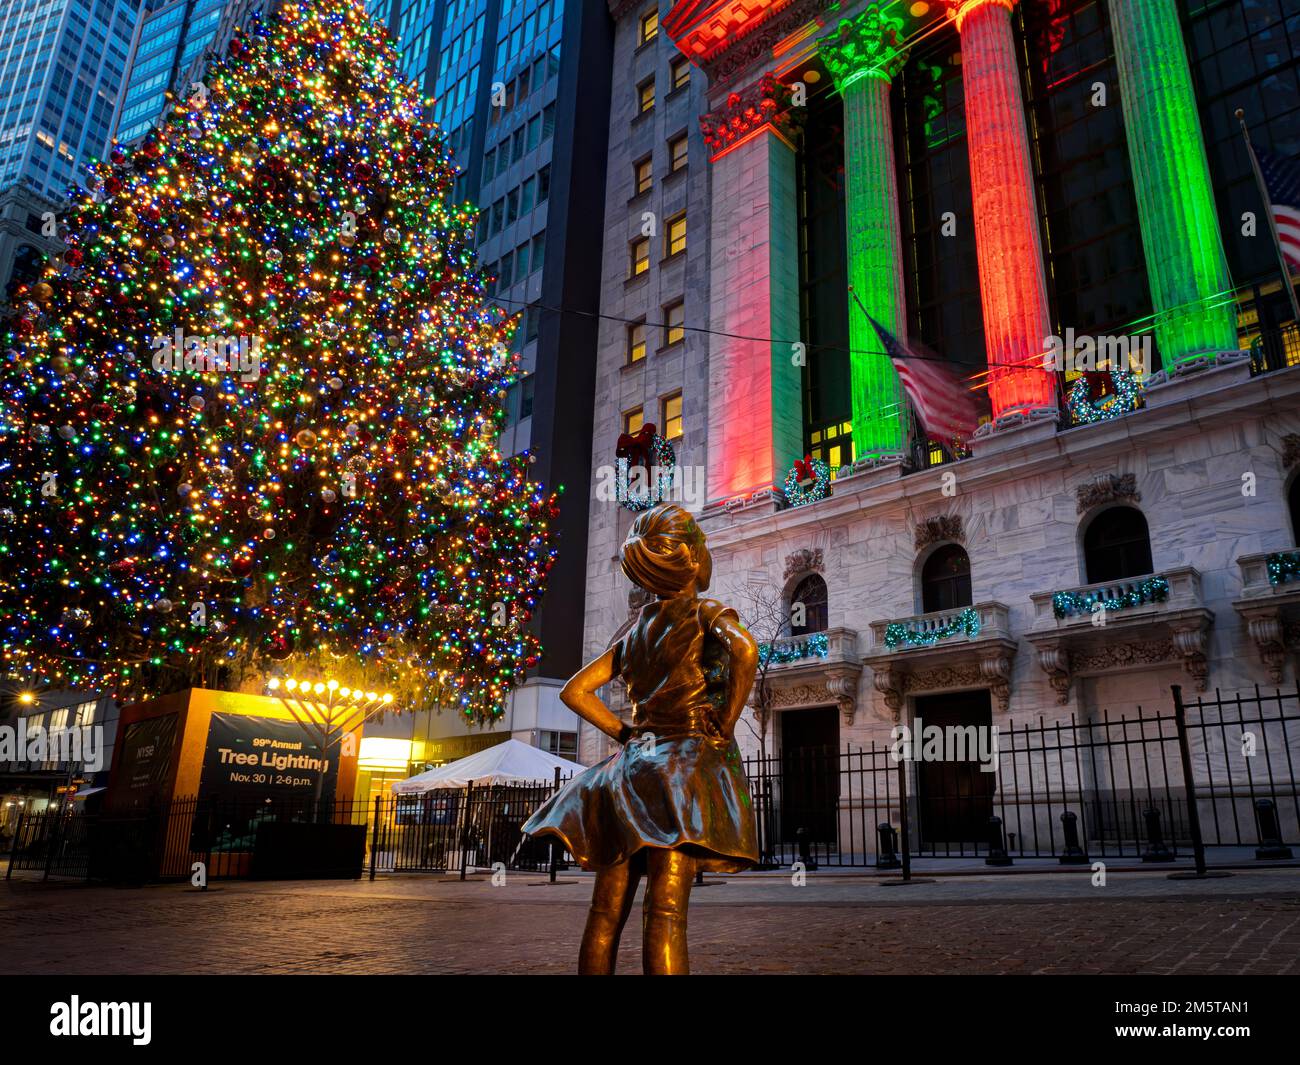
[113,713,179,807]
[198,713,338,805]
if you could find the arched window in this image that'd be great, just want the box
[1083,506,1153,584]
[789,574,828,636]
[921,544,972,613]
[1290,478,1300,545]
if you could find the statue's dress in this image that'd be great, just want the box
[523,594,759,872]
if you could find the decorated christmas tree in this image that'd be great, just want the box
[0,0,559,723]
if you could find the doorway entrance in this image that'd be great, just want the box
[913,690,995,845]
[778,707,839,847]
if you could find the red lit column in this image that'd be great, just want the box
[944,0,1055,419]
[700,76,804,504]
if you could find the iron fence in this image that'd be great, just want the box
[743,685,1300,868]
[6,686,1297,883]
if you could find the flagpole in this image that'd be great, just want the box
[847,285,917,458]
[1237,108,1300,327]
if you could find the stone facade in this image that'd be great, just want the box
[577,0,1300,778]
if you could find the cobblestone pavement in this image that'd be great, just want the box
[1,868,1298,975]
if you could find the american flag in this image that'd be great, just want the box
[866,316,985,449]
[1257,147,1300,271]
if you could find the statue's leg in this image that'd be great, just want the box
[642,848,694,976]
[578,853,643,975]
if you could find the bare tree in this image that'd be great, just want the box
[733,581,788,869]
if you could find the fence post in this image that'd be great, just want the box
[896,753,911,882]
[459,782,474,881]
[985,816,1013,866]
[549,767,560,884]
[369,795,382,881]
[6,806,24,880]
[42,806,62,882]
[1171,684,1208,876]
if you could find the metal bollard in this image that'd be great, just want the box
[1059,810,1089,864]
[1253,799,1294,860]
[985,815,1013,866]
[876,822,901,869]
[796,826,818,871]
[1141,807,1174,862]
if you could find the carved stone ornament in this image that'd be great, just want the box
[1076,472,1140,515]
[818,4,907,88]
[783,547,824,581]
[914,515,964,550]
[1281,433,1300,470]
[700,72,803,156]
[702,0,839,86]
[1033,632,1208,704]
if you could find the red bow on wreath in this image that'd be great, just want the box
[794,454,816,486]
[616,423,658,473]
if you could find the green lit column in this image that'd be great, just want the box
[820,6,910,460]
[1108,0,1238,365]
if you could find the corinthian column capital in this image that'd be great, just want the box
[699,72,802,159]
[940,0,1016,33]
[818,4,908,88]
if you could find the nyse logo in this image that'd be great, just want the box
[50,997,151,1045]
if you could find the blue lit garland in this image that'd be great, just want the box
[1052,575,1169,619]
[758,631,828,666]
[616,435,676,512]
[884,607,980,650]
[1067,369,1142,425]
[783,457,831,508]
[1266,551,1300,587]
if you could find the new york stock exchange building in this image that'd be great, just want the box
[578,0,1300,867]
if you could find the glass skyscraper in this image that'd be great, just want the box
[112,0,232,143]
[0,0,143,291]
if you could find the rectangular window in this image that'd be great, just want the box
[520,176,536,214]
[540,729,577,760]
[665,212,686,257]
[491,199,504,234]
[630,235,650,277]
[537,164,551,203]
[623,406,644,435]
[637,77,655,115]
[531,231,546,274]
[628,320,647,363]
[498,251,513,288]
[668,133,688,172]
[520,374,535,419]
[507,187,519,224]
[515,240,530,278]
[639,9,658,46]
[634,156,652,195]
[661,392,682,441]
[670,56,690,92]
[663,300,684,346]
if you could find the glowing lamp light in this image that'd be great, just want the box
[266,677,281,691]
[284,678,297,691]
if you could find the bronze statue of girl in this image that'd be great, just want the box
[523,502,759,974]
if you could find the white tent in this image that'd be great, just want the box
[391,738,585,794]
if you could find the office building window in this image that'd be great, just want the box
[630,235,650,277]
[628,321,647,363]
[670,56,690,92]
[661,392,682,441]
[634,156,653,195]
[663,299,684,346]
[665,212,686,257]
[638,77,655,115]
[639,9,658,46]
[623,406,644,435]
[668,133,688,172]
